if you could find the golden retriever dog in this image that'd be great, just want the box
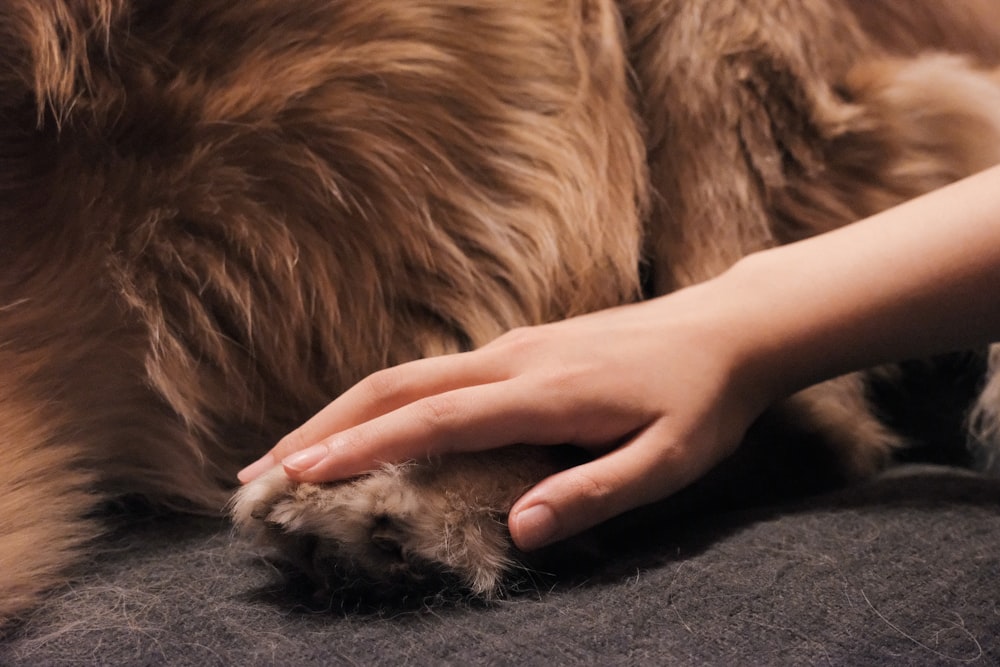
[3,0,1000,621]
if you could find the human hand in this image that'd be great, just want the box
[240,164,1000,552]
[238,280,776,552]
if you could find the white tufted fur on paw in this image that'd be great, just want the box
[231,448,562,597]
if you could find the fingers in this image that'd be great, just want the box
[508,421,716,551]
[285,352,504,457]
[238,350,506,482]
[277,377,619,483]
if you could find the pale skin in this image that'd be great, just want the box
[239,164,1000,552]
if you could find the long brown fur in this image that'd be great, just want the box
[3,0,1000,622]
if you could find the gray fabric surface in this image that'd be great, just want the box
[3,464,998,666]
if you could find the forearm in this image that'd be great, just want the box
[708,164,1000,400]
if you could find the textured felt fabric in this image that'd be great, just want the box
[3,464,998,666]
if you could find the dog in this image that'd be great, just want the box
[3,0,1000,622]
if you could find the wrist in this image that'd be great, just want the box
[646,267,795,420]
[695,249,853,405]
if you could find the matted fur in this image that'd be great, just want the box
[3,0,1000,622]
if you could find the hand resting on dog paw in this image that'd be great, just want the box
[243,166,1000,554]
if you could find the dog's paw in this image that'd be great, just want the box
[231,448,559,599]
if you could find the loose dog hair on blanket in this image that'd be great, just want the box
[2,0,1000,621]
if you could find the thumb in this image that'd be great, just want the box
[508,423,708,551]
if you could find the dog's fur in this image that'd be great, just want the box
[3,0,1000,622]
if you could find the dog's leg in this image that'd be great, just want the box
[0,280,136,624]
[0,381,101,624]
[233,445,576,598]
[0,252,239,623]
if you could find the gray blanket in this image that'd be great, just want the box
[3,464,998,665]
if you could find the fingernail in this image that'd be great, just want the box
[237,454,274,484]
[511,504,558,552]
[282,444,329,473]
